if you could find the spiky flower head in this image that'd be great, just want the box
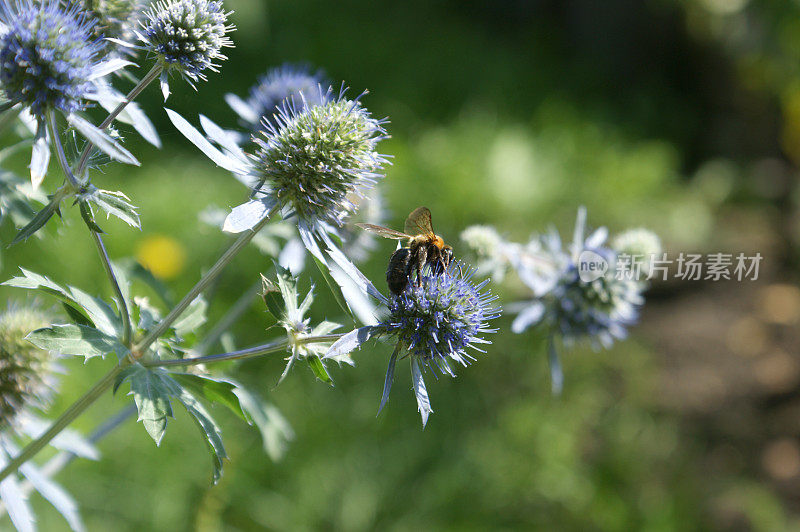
[81,0,147,51]
[0,0,103,117]
[512,208,645,349]
[139,0,233,84]
[0,305,53,429]
[254,91,388,228]
[382,262,500,375]
[242,64,327,132]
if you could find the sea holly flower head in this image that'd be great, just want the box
[0,304,54,429]
[324,261,500,427]
[253,90,388,229]
[460,224,515,281]
[611,227,662,278]
[138,0,234,96]
[509,208,648,393]
[226,64,328,134]
[0,0,103,117]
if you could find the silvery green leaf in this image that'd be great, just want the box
[199,114,247,164]
[30,121,50,188]
[66,114,139,166]
[93,86,160,147]
[0,473,34,532]
[85,188,140,228]
[411,358,432,428]
[378,343,401,415]
[572,205,587,252]
[10,199,58,245]
[19,463,84,532]
[278,237,306,274]
[323,326,378,362]
[171,374,248,422]
[312,256,353,321]
[174,387,227,484]
[88,58,134,80]
[160,73,170,101]
[224,93,258,124]
[118,366,174,445]
[306,355,333,386]
[511,302,545,334]
[222,197,276,233]
[260,275,284,321]
[4,268,122,336]
[165,109,250,175]
[318,230,387,304]
[26,324,128,361]
[327,263,379,326]
[233,388,294,462]
[172,296,207,337]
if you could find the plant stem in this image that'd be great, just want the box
[46,110,80,190]
[74,64,161,176]
[48,119,133,347]
[0,364,124,483]
[142,334,343,368]
[134,210,276,356]
[89,230,132,346]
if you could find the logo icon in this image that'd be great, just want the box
[578,250,609,282]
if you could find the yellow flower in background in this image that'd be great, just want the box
[136,234,187,280]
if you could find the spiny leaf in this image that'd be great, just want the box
[26,324,128,361]
[306,355,333,386]
[83,187,140,228]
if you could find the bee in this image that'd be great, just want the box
[357,206,453,295]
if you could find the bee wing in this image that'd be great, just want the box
[356,223,412,240]
[404,206,436,237]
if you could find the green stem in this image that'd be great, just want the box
[134,210,276,356]
[0,364,124,483]
[142,334,343,368]
[74,64,161,176]
[89,229,132,347]
[48,118,133,348]
[46,110,80,190]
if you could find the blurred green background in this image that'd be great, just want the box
[4,0,800,529]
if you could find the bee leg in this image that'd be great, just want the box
[409,245,426,286]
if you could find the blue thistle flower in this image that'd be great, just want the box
[324,261,500,427]
[253,89,388,229]
[138,0,234,96]
[0,0,103,117]
[226,64,328,134]
[509,207,646,393]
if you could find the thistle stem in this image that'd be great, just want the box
[46,110,80,190]
[134,210,276,356]
[48,119,133,347]
[0,364,124,483]
[143,334,343,368]
[74,64,161,176]
[89,230,132,347]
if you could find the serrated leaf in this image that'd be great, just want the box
[4,268,121,336]
[172,296,207,337]
[27,324,128,360]
[61,302,94,328]
[174,388,227,484]
[306,355,333,386]
[233,388,294,462]
[171,374,248,422]
[260,274,284,321]
[0,472,34,532]
[10,197,59,245]
[83,187,140,228]
[118,366,174,445]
